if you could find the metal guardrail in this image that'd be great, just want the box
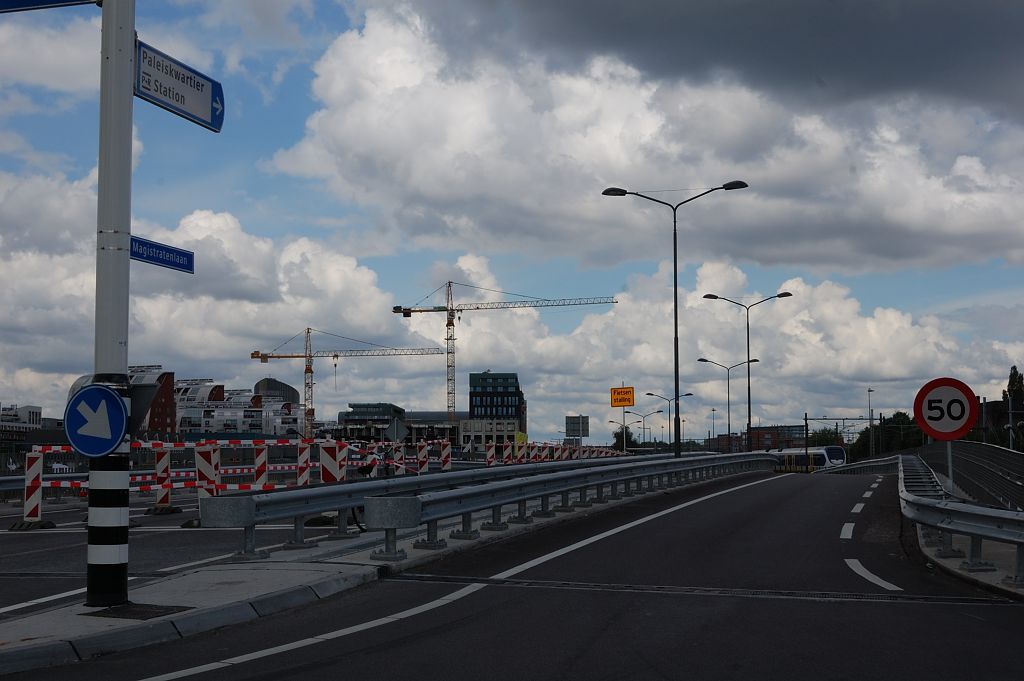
[361,453,776,560]
[200,453,684,553]
[812,455,899,475]
[898,454,1024,585]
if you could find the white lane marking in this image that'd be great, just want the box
[156,533,333,572]
[135,475,789,681]
[870,483,879,489]
[0,578,139,615]
[862,491,873,498]
[851,503,865,514]
[844,558,902,591]
[840,523,855,539]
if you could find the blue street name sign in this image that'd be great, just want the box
[130,235,195,274]
[0,1,94,13]
[64,384,129,458]
[134,40,225,133]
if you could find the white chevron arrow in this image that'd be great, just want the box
[77,400,111,440]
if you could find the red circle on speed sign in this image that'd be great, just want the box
[913,377,979,441]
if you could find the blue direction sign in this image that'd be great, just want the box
[134,40,225,133]
[130,235,195,274]
[0,1,94,13]
[64,384,129,458]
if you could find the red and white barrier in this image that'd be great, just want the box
[254,444,268,487]
[441,441,452,471]
[502,441,513,465]
[154,449,171,509]
[417,441,429,475]
[515,441,526,464]
[22,452,42,522]
[296,440,311,487]
[195,444,219,498]
[486,442,496,467]
[320,442,347,483]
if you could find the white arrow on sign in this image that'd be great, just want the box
[76,400,111,439]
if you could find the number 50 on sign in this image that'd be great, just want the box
[913,377,979,441]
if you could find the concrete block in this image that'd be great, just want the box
[0,640,79,676]
[249,586,316,617]
[71,621,180,660]
[172,602,258,638]
[309,569,377,600]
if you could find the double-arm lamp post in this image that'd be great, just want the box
[702,291,791,449]
[626,409,663,447]
[697,357,758,452]
[646,392,692,451]
[604,180,748,458]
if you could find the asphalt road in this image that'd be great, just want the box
[9,471,1020,681]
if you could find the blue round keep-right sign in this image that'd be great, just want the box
[64,384,129,458]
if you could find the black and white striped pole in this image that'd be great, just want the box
[88,0,135,607]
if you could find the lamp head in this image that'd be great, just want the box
[602,187,628,196]
[682,392,693,397]
[698,358,709,363]
[722,180,748,191]
[702,293,719,300]
[776,291,793,298]
[749,358,760,364]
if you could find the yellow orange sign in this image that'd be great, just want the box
[610,387,635,408]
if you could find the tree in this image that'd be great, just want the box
[1003,366,1024,403]
[808,427,841,446]
[611,426,639,451]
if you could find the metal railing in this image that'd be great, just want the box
[812,455,899,475]
[898,454,1024,585]
[199,453,688,553]
[362,453,777,560]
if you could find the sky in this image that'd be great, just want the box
[2,0,1023,445]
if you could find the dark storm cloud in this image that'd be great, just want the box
[404,0,1024,118]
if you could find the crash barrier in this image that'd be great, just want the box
[200,452,690,554]
[8,439,631,527]
[898,454,1024,586]
[363,452,778,560]
[915,441,1024,511]
[812,456,899,475]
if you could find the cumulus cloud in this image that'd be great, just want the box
[271,5,1024,274]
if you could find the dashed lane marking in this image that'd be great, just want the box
[840,523,855,539]
[851,503,865,513]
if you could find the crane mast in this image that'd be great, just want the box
[251,328,443,438]
[393,281,617,422]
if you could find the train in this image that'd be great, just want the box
[773,445,847,472]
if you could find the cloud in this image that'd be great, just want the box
[271,6,1024,274]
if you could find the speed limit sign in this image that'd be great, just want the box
[913,377,979,441]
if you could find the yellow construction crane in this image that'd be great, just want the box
[393,281,617,422]
[251,327,444,438]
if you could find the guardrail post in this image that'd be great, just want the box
[283,514,317,550]
[575,486,592,508]
[553,490,574,512]
[1004,546,1024,587]
[533,495,555,518]
[509,499,533,524]
[481,505,509,531]
[936,531,964,558]
[414,520,448,549]
[450,512,480,540]
[593,483,607,504]
[243,524,257,555]
[371,528,407,561]
[960,536,996,572]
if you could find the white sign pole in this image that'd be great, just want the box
[946,440,954,494]
[88,0,135,607]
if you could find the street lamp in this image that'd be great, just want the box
[702,291,792,450]
[609,418,642,454]
[626,409,663,448]
[646,392,693,447]
[605,180,748,458]
[867,388,875,458]
[698,357,758,452]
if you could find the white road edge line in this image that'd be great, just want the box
[851,503,865,514]
[0,578,140,616]
[135,474,791,681]
[844,558,902,591]
[840,522,855,539]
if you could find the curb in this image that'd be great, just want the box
[0,570,380,676]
